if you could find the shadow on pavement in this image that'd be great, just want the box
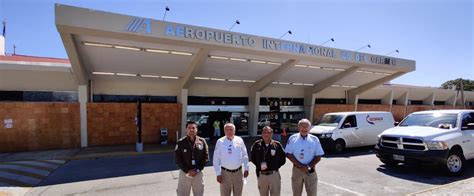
[376,160,474,185]
[324,146,376,158]
[35,137,261,187]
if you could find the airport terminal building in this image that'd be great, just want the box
[0,4,473,152]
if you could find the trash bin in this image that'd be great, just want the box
[160,128,168,144]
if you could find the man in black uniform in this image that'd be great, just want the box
[175,121,209,196]
[250,126,286,196]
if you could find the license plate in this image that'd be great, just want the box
[393,154,405,161]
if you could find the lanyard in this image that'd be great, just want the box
[262,142,271,162]
[188,137,197,160]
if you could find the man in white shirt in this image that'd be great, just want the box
[213,123,249,196]
[285,119,324,196]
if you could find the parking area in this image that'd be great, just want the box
[17,145,473,195]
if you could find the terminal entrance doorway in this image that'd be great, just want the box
[208,111,231,139]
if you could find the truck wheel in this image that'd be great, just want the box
[444,150,465,176]
[334,139,346,153]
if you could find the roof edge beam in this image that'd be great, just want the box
[180,48,209,89]
[347,72,405,104]
[306,66,359,94]
[250,59,298,92]
[59,33,89,85]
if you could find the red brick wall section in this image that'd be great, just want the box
[433,105,455,110]
[0,102,80,153]
[87,103,137,147]
[357,104,391,112]
[406,105,433,115]
[391,105,406,122]
[142,103,181,144]
[87,103,182,147]
[313,104,355,122]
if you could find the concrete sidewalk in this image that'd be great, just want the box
[0,144,175,163]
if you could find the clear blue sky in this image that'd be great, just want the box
[0,0,472,87]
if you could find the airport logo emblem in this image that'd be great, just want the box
[366,115,383,125]
[125,17,152,34]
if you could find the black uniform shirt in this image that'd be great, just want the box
[175,136,209,173]
[250,139,286,176]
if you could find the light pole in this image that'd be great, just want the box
[320,38,334,46]
[279,30,292,39]
[162,6,170,21]
[355,44,371,52]
[385,49,399,56]
[228,20,240,31]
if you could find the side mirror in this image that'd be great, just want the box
[462,123,474,130]
[394,122,399,126]
[343,123,351,129]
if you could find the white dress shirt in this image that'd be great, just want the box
[213,136,249,176]
[285,133,324,165]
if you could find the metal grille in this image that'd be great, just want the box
[381,136,426,151]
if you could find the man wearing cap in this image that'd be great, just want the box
[250,126,286,196]
[213,123,249,196]
[285,119,324,196]
[175,121,209,196]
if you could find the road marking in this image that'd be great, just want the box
[319,180,366,196]
[406,177,474,196]
[0,163,55,172]
[0,168,45,179]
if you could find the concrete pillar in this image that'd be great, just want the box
[304,90,316,122]
[178,89,188,139]
[78,85,88,148]
[382,90,394,111]
[347,91,359,111]
[423,92,435,107]
[249,91,261,137]
[446,93,457,108]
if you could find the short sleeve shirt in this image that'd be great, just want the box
[285,133,324,165]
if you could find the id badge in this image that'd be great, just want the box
[270,149,276,156]
[260,162,268,170]
[192,160,196,165]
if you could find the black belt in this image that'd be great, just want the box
[222,166,241,173]
[293,165,316,173]
[260,170,278,175]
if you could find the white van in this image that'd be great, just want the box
[376,110,474,175]
[310,111,395,153]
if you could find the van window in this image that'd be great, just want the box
[317,115,344,127]
[461,112,474,129]
[399,113,457,128]
[341,115,357,128]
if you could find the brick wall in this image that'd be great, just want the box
[312,104,473,123]
[87,103,137,146]
[87,103,182,147]
[391,105,406,121]
[357,104,391,112]
[142,103,181,144]
[313,104,355,122]
[406,105,433,114]
[433,105,455,110]
[0,102,80,152]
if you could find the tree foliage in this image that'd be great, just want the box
[441,78,474,91]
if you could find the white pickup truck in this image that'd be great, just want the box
[375,110,474,175]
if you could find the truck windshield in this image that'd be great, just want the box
[399,113,458,128]
[317,115,344,127]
